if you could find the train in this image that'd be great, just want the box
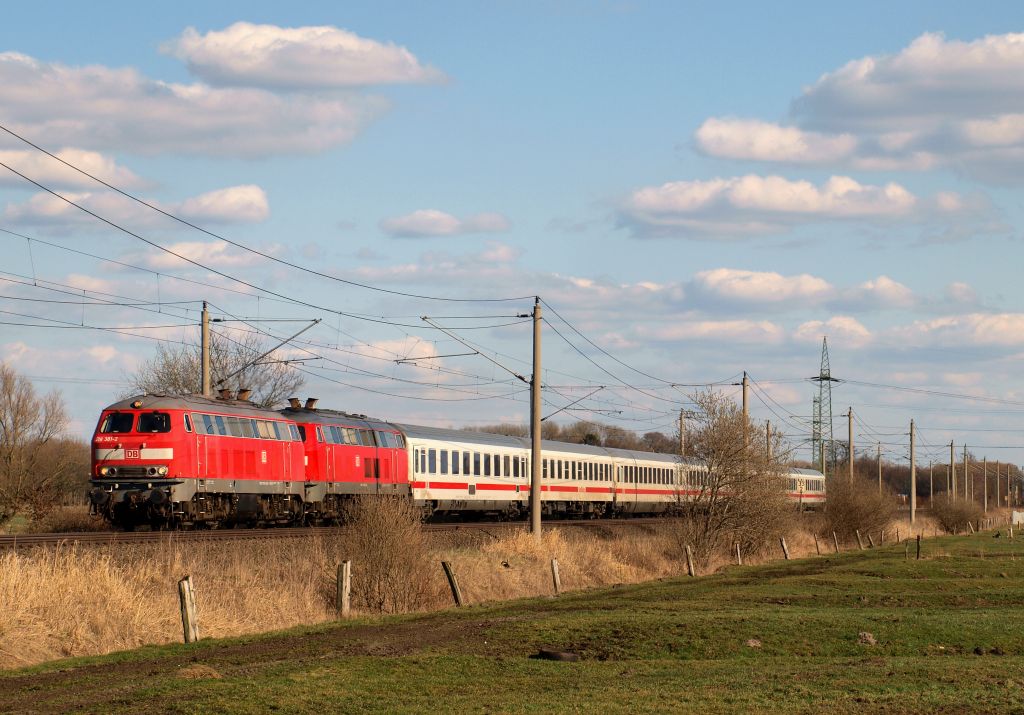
[87,392,826,529]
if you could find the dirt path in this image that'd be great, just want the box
[0,610,527,714]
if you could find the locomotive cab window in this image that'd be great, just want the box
[184,414,193,433]
[99,412,134,433]
[137,412,171,433]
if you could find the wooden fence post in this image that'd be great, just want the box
[550,558,562,596]
[832,531,840,554]
[916,534,921,560]
[813,533,820,556]
[177,575,199,644]
[685,545,696,577]
[441,561,465,607]
[968,521,975,534]
[879,530,884,546]
[780,537,790,560]
[904,541,909,560]
[336,560,351,618]
[856,530,865,550]
[867,533,875,548]
[735,542,742,566]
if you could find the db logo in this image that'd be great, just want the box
[125,449,141,459]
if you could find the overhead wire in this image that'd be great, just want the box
[0,123,533,304]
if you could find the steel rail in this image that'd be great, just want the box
[0,517,669,551]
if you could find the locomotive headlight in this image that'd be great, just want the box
[99,467,110,476]
[107,467,117,476]
[157,466,168,476]
[147,467,157,476]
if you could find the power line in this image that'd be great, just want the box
[0,123,533,304]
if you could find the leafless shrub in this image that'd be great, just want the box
[673,389,793,568]
[930,498,984,534]
[0,364,84,524]
[820,475,898,543]
[341,496,442,614]
[27,505,107,533]
[124,330,304,407]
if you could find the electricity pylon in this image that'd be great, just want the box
[811,337,838,474]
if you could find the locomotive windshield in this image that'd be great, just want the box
[99,412,134,433]
[137,412,172,433]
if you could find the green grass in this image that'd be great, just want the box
[5,534,1024,714]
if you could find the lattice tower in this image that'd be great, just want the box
[811,337,836,473]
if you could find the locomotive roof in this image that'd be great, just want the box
[280,407,394,432]
[102,394,281,418]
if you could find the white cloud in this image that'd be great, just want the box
[945,282,977,305]
[134,240,281,271]
[639,319,784,344]
[177,185,269,223]
[0,148,146,190]
[942,372,982,387]
[794,316,872,347]
[163,22,444,90]
[696,32,1024,182]
[893,313,1024,347]
[0,51,382,158]
[842,276,915,310]
[690,268,833,305]
[695,118,856,163]
[379,209,511,238]
[3,184,269,229]
[620,174,922,237]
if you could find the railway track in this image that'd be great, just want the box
[0,517,668,551]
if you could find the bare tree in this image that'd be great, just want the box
[673,389,791,567]
[126,331,304,407]
[0,364,83,523]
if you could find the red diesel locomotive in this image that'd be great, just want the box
[88,393,407,527]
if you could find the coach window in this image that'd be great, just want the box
[451,451,460,475]
[483,454,491,477]
[428,449,437,474]
[419,449,426,474]
[440,450,449,475]
[463,452,471,476]
[503,455,511,477]
[515,457,521,478]
[542,460,548,478]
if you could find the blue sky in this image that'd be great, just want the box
[2,2,1024,472]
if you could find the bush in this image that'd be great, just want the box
[820,476,898,544]
[27,505,108,533]
[341,497,441,614]
[930,498,984,534]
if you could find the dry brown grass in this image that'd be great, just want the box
[1,509,947,671]
[26,505,108,533]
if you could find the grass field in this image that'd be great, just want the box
[3,532,1024,714]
